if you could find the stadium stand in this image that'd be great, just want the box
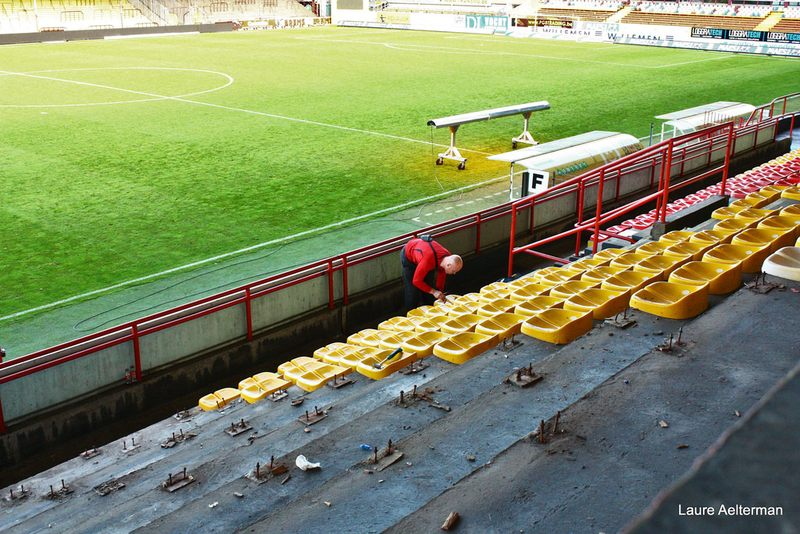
[620,9,764,30]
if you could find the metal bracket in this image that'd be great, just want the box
[162,468,194,492]
[94,479,126,497]
[511,111,539,149]
[298,406,327,426]
[246,458,289,484]
[270,389,289,402]
[80,447,101,460]
[4,485,30,503]
[161,429,197,449]
[46,480,73,500]
[366,439,404,471]
[504,364,543,388]
[327,373,355,389]
[224,418,253,437]
[398,360,430,375]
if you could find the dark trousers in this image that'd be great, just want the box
[401,249,435,312]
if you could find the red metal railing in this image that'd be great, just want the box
[506,116,782,276]
[745,93,800,126]
[0,99,791,434]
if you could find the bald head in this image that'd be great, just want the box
[441,255,463,275]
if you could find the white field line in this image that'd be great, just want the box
[0,69,492,155]
[296,35,742,69]
[0,174,507,323]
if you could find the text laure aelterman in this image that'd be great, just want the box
[678,504,783,516]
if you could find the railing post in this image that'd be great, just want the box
[327,259,335,310]
[528,196,535,234]
[132,324,143,382]
[0,392,6,433]
[591,169,606,254]
[660,139,675,222]
[245,287,253,342]
[508,204,518,277]
[720,124,735,197]
[575,180,586,256]
[475,213,482,255]
[614,169,621,201]
[342,256,349,306]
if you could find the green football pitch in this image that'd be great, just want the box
[1,26,799,319]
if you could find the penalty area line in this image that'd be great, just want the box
[0,175,507,324]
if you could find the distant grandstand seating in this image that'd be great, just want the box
[621,10,763,30]
[0,0,311,32]
[538,7,616,22]
[631,0,771,18]
[772,17,800,33]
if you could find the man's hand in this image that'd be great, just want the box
[432,289,446,302]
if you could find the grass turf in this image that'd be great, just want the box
[1,26,799,318]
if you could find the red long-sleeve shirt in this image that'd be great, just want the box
[404,238,451,294]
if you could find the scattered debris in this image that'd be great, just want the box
[161,468,195,493]
[94,479,126,497]
[364,469,374,475]
[291,397,305,407]
[161,429,197,449]
[735,410,741,417]
[658,420,669,428]
[441,511,460,531]
[676,444,689,450]
[324,501,332,507]
[466,455,476,462]
[281,475,291,485]
[208,502,218,509]
[225,418,253,437]
[378,479,384,483]
[296,455,321,471]
[304,428,311,433]
[234,492,244,498]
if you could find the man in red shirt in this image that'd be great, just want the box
[401,235,463,311]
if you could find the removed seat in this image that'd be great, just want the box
[763,246,800,282]
[668,261,741,295]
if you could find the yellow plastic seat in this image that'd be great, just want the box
[475,312,527,340]
[781,204,800,219]
[733,227,794,252]
[729,196,769,210]
[668,261,741,295]
[532,267,582,286]
[629,281,709,320]
[240,373,292,403]
[637,241,671,255]
[378,330,419,351]
[735,208,775,224]
[715,218,755,233]
[452,293,482,307]
[780,185,800,201]
[549,280,599,299]
[689,229,733,246]
[401,331,451,357]
[658,230,694,244]
[198,387,241,411]
[440,313,483,334]
[756,185,787,201]
[514,295,564,316]
[711,205,746,220]
[662,242,713,262]
[763,247,800,282]
[507,277,548,292]
[479,282,514,299]
[340,346,417,380]
[347,328,396,348]
[593,248,626,260]
[442,302,478,316]
[633,255,687,279]
[601,271,659,293]
[407,305,447,319]
[413,315,450,333]
[580,265,629,284]
[702,244,767,273]
[433,332,498,364]
[476,298,521,317]
[314,342,362,365]
[282,358,351,392]
[521,309,594,345]
[378,316,418,332]
[564,256,608,274]
[758,216,800,240]
[563,288,629,319]
[610,251,654,269]
[510,284,549,301]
